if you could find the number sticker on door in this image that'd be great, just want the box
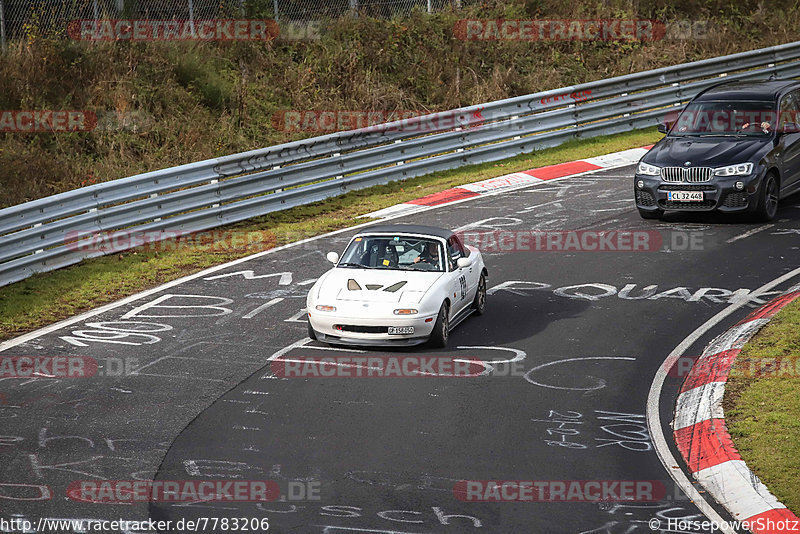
[459,275,467,300]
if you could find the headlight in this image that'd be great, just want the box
[393,309,418,315]
[315,305,336,312]
[713,163,753,176]
[637,162,661,176]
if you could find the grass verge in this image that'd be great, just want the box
[0,127,659,343]
[724,297,800,513]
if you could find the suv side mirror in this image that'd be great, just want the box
[326,251,339,264]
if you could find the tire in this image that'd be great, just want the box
[472,274,487,315]
[307,320,317,340]
[428,302,450,348]
[755,173,779,221]
[638,208,664,220]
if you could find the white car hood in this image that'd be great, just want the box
[319,268,443,304]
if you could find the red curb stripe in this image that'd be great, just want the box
[522,160,602,180]
[746,508,800,533]
[674,418,741,472]
[406,187,479,206]
[679,349,740,393]
[740,291,800,323]
[642,144,655,149]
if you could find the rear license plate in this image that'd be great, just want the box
[667,191,704,201]
[388,326,414,335]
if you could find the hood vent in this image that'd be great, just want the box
[382,281,407,293]
[347,280,408,292]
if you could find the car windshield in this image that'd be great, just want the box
[338,235,445,272]
[668,100,777,136]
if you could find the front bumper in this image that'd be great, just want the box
[308,309,438,347]
[634,172,762,212]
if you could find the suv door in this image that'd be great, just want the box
[777,90,800,193]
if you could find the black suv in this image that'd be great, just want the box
[634,80,800,221]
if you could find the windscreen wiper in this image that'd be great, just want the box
[337,262,374,269]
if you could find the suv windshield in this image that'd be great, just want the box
[338,235,445,272]
[669,100,777,136]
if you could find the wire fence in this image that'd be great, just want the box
[0,0,462,47]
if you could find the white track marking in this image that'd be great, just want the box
[1,160,640,352]
[725,224,774,244]
[646,265,800,533]
[204,270,293,284]
[321,527,420,534]
[523,356,637,390]
[242,298,284,319]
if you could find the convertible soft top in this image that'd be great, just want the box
[356,224,455,240]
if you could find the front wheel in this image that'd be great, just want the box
[755,173,779,221]
[472,274,487,315]
[307,320,317,340]
[428,302,450,348]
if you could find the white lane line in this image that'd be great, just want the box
[242,298,284,319]
[725,224,774,244]
[646,265,800,533]
[321,527,421,534]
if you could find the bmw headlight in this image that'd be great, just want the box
[637,162,661,176]
[713,163,753,176]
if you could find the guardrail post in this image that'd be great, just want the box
[0,0,7,53]
[272,167,282,193]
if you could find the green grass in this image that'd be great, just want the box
[0,127,659,342]
[725,298,800,513]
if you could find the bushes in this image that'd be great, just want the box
[1,0,799,207]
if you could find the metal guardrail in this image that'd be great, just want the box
[3,41,800,287]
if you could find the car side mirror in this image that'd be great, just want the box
[779,122,799,135]
[456,257,473,269]
[657,123,668,134]
[326,251,339,264]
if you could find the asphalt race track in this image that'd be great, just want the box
[2,164,800,533]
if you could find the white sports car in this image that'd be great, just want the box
[306,224,488,347]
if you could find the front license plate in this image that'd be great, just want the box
[388,326,414,335]
[667,191,704,201]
